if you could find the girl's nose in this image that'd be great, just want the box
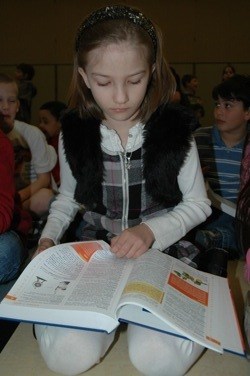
[113,85,128,104]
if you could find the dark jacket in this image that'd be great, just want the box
[61,104,195,210]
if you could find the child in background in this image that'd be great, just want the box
[0,73,57,217]
[190,103,205,130]
[181,73,202,106]
[38,101,67,186]
[194,74,250,259]
[34,5,211,376]
[0,115,32,285]
[15,63,37,123]
[221,64,236,82]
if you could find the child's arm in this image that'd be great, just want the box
[18,171,51,203]
[110,223,155,259]
[111,141,211,259]
[142,140,211,252]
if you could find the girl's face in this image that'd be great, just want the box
[0,82,19,132]
[38,109,61,139]
[78,41,154,128]
[214,96,250,133]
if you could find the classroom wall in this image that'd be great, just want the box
[1,0,250,125]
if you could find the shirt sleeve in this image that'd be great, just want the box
[40,133,81,244]
[0,134,15,233]
[142,139,212,251]
[18,122,57,174]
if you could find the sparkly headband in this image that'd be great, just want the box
[75,5,157,53]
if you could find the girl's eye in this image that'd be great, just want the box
[97,82,110,87]
[129,80,141,85]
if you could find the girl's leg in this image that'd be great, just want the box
[35,324,116,376]
[127,324,204,376]
[0,231,25,284]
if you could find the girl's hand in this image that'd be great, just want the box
[110,223,155,259]
[32,238,54,259]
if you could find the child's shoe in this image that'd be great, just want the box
[195,229,222,250]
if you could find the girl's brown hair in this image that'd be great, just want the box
[68,8,175,123]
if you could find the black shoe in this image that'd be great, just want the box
[197,248,229,278]
[195,229,223,251]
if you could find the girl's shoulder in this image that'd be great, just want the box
[61,109,100,133]
[145,104,194,142]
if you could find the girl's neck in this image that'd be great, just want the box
[104,119,138,148]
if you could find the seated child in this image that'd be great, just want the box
[0,73,57,218]
[0,115,32,284]
[194,74,250,259]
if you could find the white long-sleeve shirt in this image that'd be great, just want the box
[40,123,211,250]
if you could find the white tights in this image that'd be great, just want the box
[35,324,204,376]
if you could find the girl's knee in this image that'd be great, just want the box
[127,325,204,376]
[35,325,115,376]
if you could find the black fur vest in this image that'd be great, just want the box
[61,104,194,210]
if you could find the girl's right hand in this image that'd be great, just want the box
[32,238,55,259]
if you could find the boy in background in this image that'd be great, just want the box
[194,74,250,258]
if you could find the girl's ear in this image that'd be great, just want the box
[78,68,90,89]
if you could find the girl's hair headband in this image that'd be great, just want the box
[75,5,157,53]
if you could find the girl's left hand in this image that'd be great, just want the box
[110,223,155,259]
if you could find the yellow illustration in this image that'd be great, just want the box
[123,282,164,303]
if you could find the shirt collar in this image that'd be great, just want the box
[100,122,144,154]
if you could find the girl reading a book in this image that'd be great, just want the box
[35,5,211,376]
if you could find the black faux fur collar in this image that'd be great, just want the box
[61,104,194,208]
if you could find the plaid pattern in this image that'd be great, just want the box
[80,147,167,242]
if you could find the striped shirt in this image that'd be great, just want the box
[194,126,244,203]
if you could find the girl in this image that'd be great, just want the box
[35,5,211,376]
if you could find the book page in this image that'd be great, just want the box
[1,241,133,322]
[117,250,243,354]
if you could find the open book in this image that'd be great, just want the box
[0,240,245,356]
